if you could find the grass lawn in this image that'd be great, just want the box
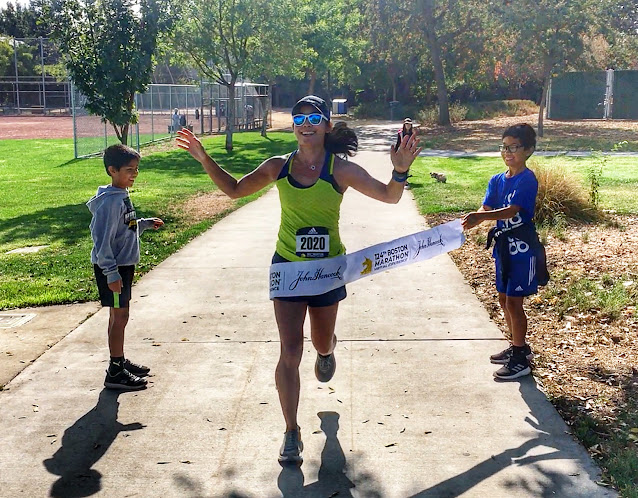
[0,132,297,309]
[409,154,638,215]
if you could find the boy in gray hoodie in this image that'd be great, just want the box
[87,144,163,390]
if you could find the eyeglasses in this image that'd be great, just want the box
[292,113,327,126]
[499,144,525,153]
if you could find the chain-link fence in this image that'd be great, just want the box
[71,81,271,158]
[199,80,269,134]
[0,37,70,115]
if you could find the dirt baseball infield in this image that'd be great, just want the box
[0,110,293,140]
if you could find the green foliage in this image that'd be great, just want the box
[175,0,301,147]
[464,100,539,121]
[0,0,48,38]
[350,101,388,119]
[0,132,298,309]
[544,273,638,320]
[297,0,365,90]
[414,100,538,125]
[46,0,173,144]
[418,103,468,125]
[0,36,40,80]
[176,0,301,85]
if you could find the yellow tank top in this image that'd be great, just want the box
[275,150,345,261]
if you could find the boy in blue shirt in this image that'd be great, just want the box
[87,144,164,390]
[462,124,541,380]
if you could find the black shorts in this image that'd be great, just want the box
[94,264,134,308]
[271,252,347,307]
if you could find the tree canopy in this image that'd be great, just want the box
[47,0,173,144]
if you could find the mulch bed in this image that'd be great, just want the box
[427,212,638,475]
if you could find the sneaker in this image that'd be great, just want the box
[104,369,148,390]
[315,352,336,383]
[278,427,303,465]
[490,344,534,365]
[123,358,150,377]
[493,354,531,380]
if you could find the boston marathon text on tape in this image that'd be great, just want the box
[269,219,465,299]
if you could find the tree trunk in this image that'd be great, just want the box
[538,60,553,138]
[225,80,235,152]
[113,122,129,145]
[421,0,450,126]
[392,78,397,102]
[308,69,317,95]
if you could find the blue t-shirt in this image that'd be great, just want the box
[483,167,538,259]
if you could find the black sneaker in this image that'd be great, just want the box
[493,354,531,380]
[490,344,533,365]
[278,427,303,465]
[104,369,148,390]
[123,358,150,377]
[315,352,336,383]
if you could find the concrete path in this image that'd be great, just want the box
[0,145,615,497]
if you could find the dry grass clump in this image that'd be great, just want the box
[530,158,599,224]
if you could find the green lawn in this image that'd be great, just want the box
[0,132,297,309]
[409,155,638,215]
[2,146,635,310]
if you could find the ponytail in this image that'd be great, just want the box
[324,121,358,157]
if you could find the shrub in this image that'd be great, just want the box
[351,102,423,121]
[530,158,599,224]
[350,101,388,119]
[464,100,538,121]
[417,103,468,125]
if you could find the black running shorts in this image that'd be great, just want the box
[271,253,347,307]
[93,264,135,308]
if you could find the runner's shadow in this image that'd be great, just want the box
[408,376,604,497]
[278,411,356,497]
[43,389,145,497]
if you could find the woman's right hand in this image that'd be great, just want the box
[176,128,208,164]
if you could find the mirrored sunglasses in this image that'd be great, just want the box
[292,113,327,126]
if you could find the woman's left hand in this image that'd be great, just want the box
[390,133,421,173]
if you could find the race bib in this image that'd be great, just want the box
[296,226,329,258]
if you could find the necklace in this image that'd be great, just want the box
[310,165,316,170]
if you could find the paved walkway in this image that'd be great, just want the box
[0,142,616,496]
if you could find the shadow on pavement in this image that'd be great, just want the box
[43,389,145,498]
[408,376,606,497]
[278,411,361,497]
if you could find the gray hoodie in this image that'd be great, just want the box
[87,185,155,284]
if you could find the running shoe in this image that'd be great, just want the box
[315,352,336,382]
[104,369,148,390]
[490,344,533,364]
[278,427,303,465]
[123,358,150,377]
[493,354,531,380]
